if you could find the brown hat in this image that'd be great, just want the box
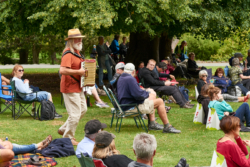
[65,29,86,41]
[95,131,116,148]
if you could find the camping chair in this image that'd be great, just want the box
[108,88,148,133]
[78,153,107,167]
[103,86,117,128]
[0,73,13,115]
[10,81,40,120]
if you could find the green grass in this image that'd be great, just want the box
[1,66,250,167]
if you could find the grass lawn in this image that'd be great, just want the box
[1,66,250,167]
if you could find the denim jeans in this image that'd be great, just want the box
[235,103,250,127]
[23,91,51,102]
[99,60,112,86]
[12,143,37,155]
[235,83,249,96]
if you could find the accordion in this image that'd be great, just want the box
[80,59,96,88]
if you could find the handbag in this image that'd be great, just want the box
[179,86,189,101]
[227,86,241,97]
[210,150,227,167]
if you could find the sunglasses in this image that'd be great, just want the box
[18,69,24,72]
[202,75,207,77]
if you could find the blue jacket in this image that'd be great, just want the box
[117,73,149,111]
[110,39,119,54]
[213,76,232,93]
[208,100,233,120]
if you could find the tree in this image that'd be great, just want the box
[2,0,250,65]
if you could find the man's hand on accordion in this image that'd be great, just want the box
[78,66,86,76]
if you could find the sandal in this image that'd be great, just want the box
[41,135,52,149]
[22,156,43,166]
[165,106,171,113]
[244,96,249,102]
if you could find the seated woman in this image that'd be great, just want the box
[217,116,250,166]
[197,70,246,102]
[207,85,250,126]
[11,64,62,118]
[0,135,52,165]
[213,68,232,93]
[187,52,206,78]
[229,58,250,95]
[135,61,144,83]
[197,84,211,124]
[92,131,133,167]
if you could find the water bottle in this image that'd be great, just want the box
[5,137,8,141]
[224,66,229,77]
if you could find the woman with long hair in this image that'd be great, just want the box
[92,131,132,167]
[11,64,62,118]
[207,85,250,126]
[217,116,250,166]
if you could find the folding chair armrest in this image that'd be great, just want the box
[119,103,138,107]
[2,85,11,88]
[14,90,37,98]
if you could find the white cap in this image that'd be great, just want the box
[115,62,125,70]
[124,63,135,72]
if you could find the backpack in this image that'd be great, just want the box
[229,57,234,66]
[179,86,189,101]
[37,100,55,121]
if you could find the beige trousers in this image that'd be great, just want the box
[60,91,87,139]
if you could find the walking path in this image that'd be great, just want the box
[0,62,229,69]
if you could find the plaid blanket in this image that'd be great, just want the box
[9,153,57,167]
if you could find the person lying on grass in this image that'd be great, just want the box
[92,131,133,167]
[11,64,62,119]
[207,85,250,126]
[0,135,52,165]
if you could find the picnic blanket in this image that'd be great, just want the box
[9,153,57,167]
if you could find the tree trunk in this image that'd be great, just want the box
[19,48,29,64]
[50,52,56,65]
[126,32,159,67]
[32,44,41,64]
[159,33,172,61]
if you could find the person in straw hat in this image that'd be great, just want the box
[58,29,87,145]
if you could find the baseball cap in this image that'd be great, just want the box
[124,63,135,72]
[157,62,167,70]
[95,131,116,148]
[115,62,125,70]
[234,53,243,58]
[84,119,107,134]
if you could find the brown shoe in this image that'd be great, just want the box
[71,138,79,146]
[58,129,64,136]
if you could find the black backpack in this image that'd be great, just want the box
[37,100,55,121]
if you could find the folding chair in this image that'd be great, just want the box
[0,73,13,115]
[195,86,199,100]
[108,88,148,133]
[10,81,40,120]
[78,153,107,167]
[103,86,117,128]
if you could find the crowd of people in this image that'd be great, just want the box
[2,28,250,166]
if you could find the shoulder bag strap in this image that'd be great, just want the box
[62,50,82,83]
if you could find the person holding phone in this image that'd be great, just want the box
[217,116,250,166]
[207,85,250,126]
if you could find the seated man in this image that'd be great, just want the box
[128,133,189,167]
[117,63,181,133]
[75,119,107,158]
[110,62,125,96]
[140,59,193,109]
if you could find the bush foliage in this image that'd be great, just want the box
[180,30,250,61]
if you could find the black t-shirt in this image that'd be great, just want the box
[102,155,133,167]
